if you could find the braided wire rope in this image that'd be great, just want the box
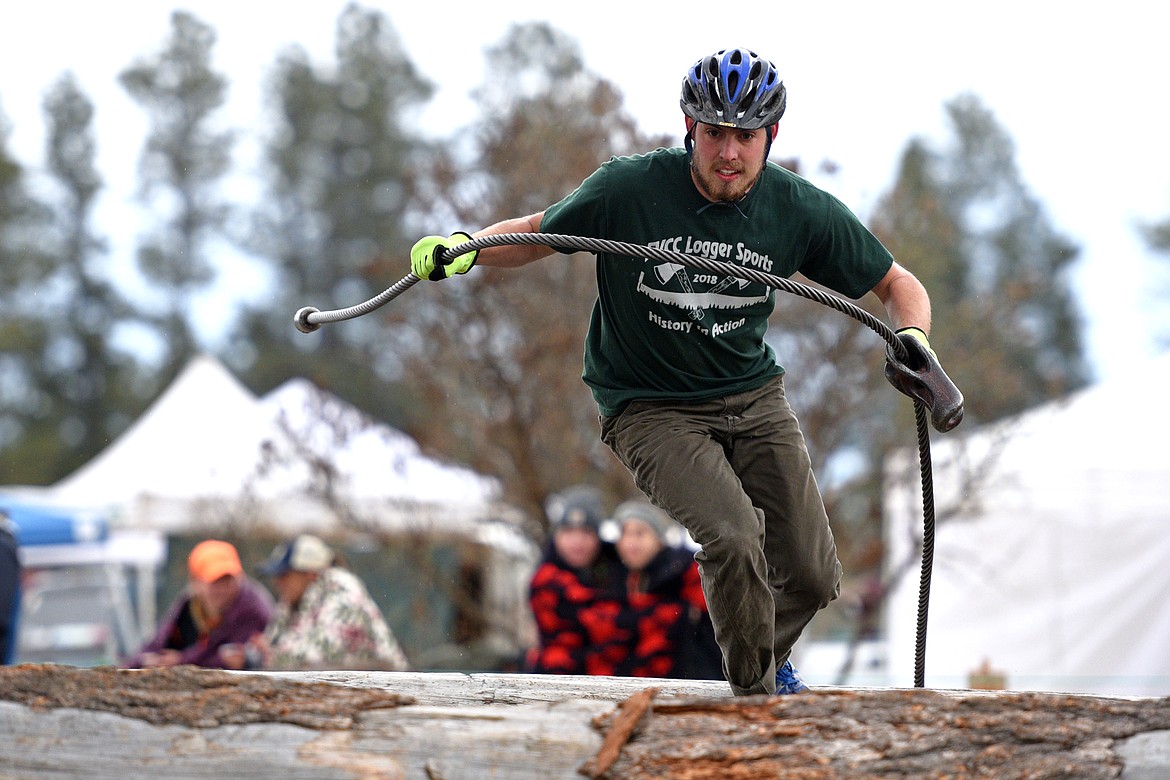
[294,231,937,687]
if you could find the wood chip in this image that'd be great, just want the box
[579,686,658,778]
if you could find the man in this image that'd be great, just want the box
[241,534,409,671]
[525,485,625,675]
[411,48,941,695]
[125,539,272,669]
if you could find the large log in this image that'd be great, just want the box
[1,665,1168,779]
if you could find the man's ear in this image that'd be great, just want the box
[770,123,778,140]
[685,117,695,133]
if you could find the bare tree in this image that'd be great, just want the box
[387,23,672,528]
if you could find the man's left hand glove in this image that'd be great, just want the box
[884,327,965,433]
[410,232,478,281]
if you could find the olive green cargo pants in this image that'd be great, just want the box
[600,376,842,695]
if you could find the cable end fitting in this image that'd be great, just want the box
[293,306,321,334]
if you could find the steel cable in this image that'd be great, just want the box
[294,231,937,687]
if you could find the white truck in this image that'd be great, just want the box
[3,499,166,667]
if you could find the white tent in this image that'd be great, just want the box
[883,351,1170,696]
[49,354,269,515]
[46,355,521,541]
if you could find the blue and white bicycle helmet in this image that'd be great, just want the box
[680,48,786,130]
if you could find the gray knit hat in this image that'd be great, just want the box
[613,500,679,543]
[546,485,605,532]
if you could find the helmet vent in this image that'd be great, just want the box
[725,71,741,102]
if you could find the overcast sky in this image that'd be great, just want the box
[2,1,1168,382]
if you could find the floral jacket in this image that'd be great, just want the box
[265,567,408,671]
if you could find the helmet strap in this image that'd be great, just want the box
[764,124,778,161]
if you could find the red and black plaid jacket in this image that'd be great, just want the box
[592,547,723,680]
[525,541,626,675]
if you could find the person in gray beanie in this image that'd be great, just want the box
[525,485,626,675]
[606,500,723,680]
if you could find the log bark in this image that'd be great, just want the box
[594,688,1170,779]
[1,665,1168,779]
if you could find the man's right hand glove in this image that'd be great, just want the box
[884,327,965,433]
[410,232,478,281]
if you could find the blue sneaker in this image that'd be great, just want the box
[774,660,809,694]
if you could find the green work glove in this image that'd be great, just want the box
[895,326,937,360]
[410,232,478,281]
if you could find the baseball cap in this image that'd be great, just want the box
[259,534,334,576]
[188,540,243,583]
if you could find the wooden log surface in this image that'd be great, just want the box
[1,664,1169,779]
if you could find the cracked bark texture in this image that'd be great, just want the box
[592,688,1170,779]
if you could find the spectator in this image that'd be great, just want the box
[609,500,724,680]
[232,534,409,671]
[525,485,626,674]
[1,510,21,665]
[124,539,272,669]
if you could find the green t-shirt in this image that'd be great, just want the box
[541,147,893,417]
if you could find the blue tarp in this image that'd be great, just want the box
[0,500,109,547]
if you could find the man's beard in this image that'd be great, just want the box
[690,156,764,203]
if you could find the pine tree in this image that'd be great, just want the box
[871,93,1089,423]
[0,105,54,482]
[119,10,233,380]
[233,4,431,425]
